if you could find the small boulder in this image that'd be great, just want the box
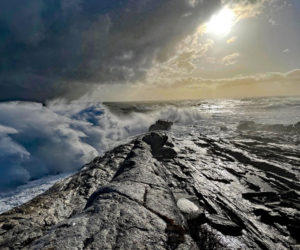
[177,198,199,215]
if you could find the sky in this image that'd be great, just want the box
[0,0,299,102]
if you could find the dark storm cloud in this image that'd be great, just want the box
[0,0,220,101]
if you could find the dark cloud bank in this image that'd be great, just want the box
[0,0,221,102]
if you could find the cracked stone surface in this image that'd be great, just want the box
[0,130,299,249]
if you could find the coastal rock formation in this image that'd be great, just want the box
[0,127,299,249]
[149,120,173,131]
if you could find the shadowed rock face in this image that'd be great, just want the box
[0,131,299,249]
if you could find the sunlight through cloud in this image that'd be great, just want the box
[205,7,236,37]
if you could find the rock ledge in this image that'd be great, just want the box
[0,131,299,249]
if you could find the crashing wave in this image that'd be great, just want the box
[237,121,300,134]
[0,101,204,190]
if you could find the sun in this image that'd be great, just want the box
[205,7,236,37]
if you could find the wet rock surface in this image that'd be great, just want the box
[0,131,299,249]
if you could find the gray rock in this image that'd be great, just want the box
[149,120,173,131]
[206,214,242,236]
[0,131,299,249]
[176,198,202,220]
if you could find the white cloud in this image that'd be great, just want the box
[222,52,240,66]
[227,36,237,44]
[171,68,300,89]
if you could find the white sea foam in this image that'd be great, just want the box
[0,173,71,214]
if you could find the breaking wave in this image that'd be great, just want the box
[238,121,300,135]
[0,100,204,191]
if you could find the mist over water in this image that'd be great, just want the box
[0,96,299,213]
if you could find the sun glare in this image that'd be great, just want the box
[206,7,236,37]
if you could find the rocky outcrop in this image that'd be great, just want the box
[149,120,173,131]
[0,130,299,249]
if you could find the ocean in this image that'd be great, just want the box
[0,96,299,214]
